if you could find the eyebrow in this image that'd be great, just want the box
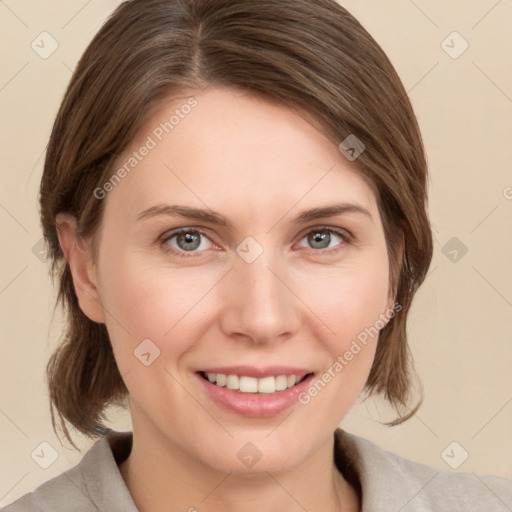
[136,202,372,227]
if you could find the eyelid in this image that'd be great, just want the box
[160,226,213,244]
[295,224,354,243]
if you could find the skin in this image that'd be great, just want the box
[57,87,398,512]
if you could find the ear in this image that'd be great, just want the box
[56,213,106,323]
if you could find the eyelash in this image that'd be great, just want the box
[159,226,353,259]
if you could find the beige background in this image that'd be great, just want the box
[1,0,511,506]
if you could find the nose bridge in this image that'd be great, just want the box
[220,244,299,342]
[242,255,281,303]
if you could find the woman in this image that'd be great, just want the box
[5,0,511,510]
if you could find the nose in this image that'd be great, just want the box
[218,247,301,345]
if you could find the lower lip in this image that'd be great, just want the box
[197,373,314,418]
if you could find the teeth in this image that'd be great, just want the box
[239,376,258,392]
[204,372,307,393]
[275,375,288,391]
[258,376,275,394]
[226,375,239,390]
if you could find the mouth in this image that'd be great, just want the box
[195,367,315,417]
[198,371,312,394]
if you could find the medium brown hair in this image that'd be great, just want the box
[42,0,433,445]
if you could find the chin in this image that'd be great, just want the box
[187,428,315,477]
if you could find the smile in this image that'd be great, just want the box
[196,366,315,417]
[199,371,310,394]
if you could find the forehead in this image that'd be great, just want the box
[103,87,377,220]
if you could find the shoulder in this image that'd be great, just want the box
[335,429,512,512]
[2,455,95,512]
[2,431,136,512]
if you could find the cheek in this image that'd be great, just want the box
[297,252,391,404]
[306,255,390,343]
[95,253,214,369]
[295,265,390,414]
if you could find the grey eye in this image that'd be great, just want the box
[307,230,332,249]
[176,231,201,251]
[165,230,213,252]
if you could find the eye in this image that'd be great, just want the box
[160,228,214,256]
[296,227,351,253]
[159,225,352,259]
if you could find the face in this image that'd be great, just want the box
[86,87,394,474]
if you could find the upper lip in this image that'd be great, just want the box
[197,366,314,378]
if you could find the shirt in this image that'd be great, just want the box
[4,429,512,511]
